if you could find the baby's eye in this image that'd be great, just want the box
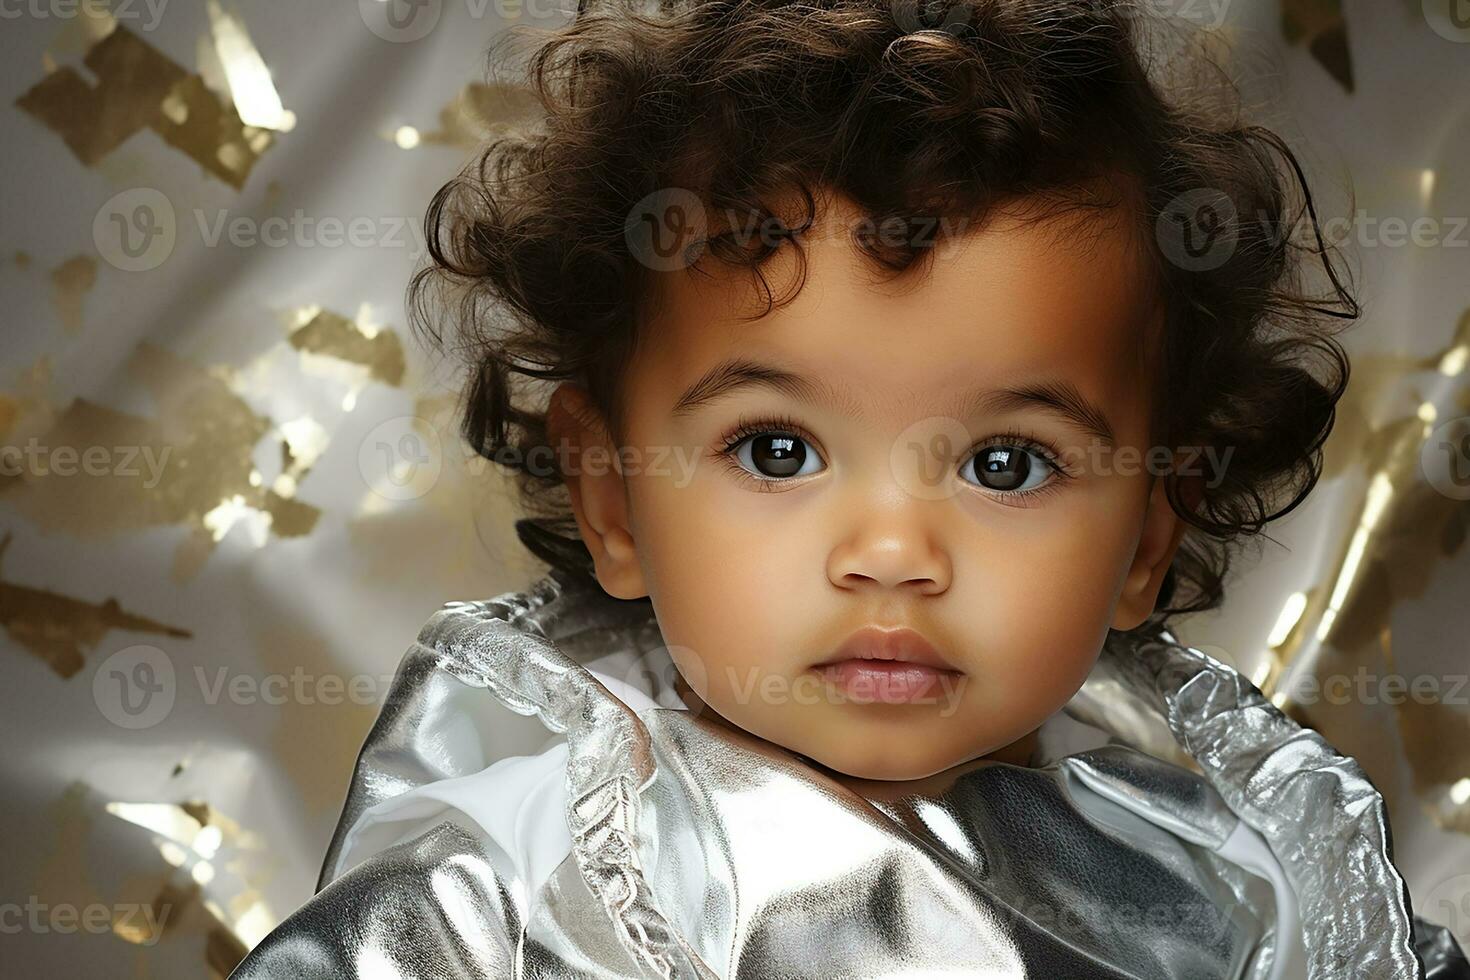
[959,444,1054,493]
[728,432,826,480]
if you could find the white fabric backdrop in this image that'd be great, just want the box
[1,1,1466,975]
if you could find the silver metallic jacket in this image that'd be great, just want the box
[230,568,1469,979]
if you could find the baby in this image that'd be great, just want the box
[231,1,1470,977]
[418,0,1354,785]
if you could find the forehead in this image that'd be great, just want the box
[633,194,1160,428]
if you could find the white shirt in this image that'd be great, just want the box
[330,653,685,913]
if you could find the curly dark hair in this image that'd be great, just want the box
[409,0,1357,637]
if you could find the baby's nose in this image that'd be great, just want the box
[826,522,951,595]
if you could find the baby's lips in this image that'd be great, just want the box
[818,624,961,673]
[816,659,956,704]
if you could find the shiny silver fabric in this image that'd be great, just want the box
[230,569,1470,979]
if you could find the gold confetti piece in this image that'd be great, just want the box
[15,26,273,189]
[0,343,322,578]
[206,0,293,133]
[106,795,274,965]
[403,81,544,150]
[108,799,263,857]
[1382,628,1470,835]
[49,255,97,335]
[111,875,187,946]
[207,924,250,979]
[45,2,117,60]
[279,416,328,473]
[0,356,57,459]
[288,307,406,387]
[1274,417,1468,681]
[263,488,319,536]
[1435,311,1470,378]
[32,782,272,977]
[1307,312,1470,487]
[14,251,31,269]
[0,532,191,679]
[1281,0,1353,93]
[1257,310,1470,839]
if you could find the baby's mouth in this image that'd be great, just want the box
[812,625,962,673]
[811,626,964,705]
[813,659,962,704]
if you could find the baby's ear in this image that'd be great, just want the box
[1111,474,1192,632]
[545,383,648,600]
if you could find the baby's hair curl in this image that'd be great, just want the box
[409,0,1357,638]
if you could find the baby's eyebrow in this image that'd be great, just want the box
[671,357,1116,448]
[970,380,1117,449]
[671,358,857,419]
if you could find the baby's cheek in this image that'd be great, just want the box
[1012,495,1140,619]
[952,544,1120,720]
[642,478,813,625]
[637,468,770,581]
[985,636,1101,720]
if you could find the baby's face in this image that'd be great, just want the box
[553,190,1187,781]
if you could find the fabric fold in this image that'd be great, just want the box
[230,569,1470,980]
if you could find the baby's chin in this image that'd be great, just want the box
[764,726,996,783]
[678,678,1037,781]
[776,716,1045,783]
[789,744,984,785]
